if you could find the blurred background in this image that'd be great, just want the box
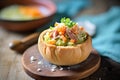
[0,0,120,80]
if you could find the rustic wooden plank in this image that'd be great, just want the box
[0,51,16,66]
[7,54,34,80]
[0,66,10,80]
[0,27,33,80]
[15,54,34,80]
[0,28,18,80]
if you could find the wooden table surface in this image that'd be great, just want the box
[0,0,119,80]
[0,28,33,80]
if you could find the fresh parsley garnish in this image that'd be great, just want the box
[61,17,76,28]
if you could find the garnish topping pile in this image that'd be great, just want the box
[44,18,88,46]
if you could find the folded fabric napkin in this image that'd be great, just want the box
[74,6,120,63]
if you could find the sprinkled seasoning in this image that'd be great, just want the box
[51,65,57,69]
[37,68,42,72]
[30,56,37,63]
[59,67,63,71]
[38,61,43,65]
[51,68,56,72]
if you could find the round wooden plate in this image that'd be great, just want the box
[22,44,101,80]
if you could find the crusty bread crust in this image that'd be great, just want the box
[38,29,92,66]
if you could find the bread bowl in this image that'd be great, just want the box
[38,18,92,66]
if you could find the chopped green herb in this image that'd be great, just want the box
[61,17,76,28]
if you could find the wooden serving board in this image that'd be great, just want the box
[22,44,101,80]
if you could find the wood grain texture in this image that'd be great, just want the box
[0,27,33,80]
[22,44,101,80]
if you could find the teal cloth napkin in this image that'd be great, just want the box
[55,0,90,17]
[74,7,120,63]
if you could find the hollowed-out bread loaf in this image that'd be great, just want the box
[38,29,92,66]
